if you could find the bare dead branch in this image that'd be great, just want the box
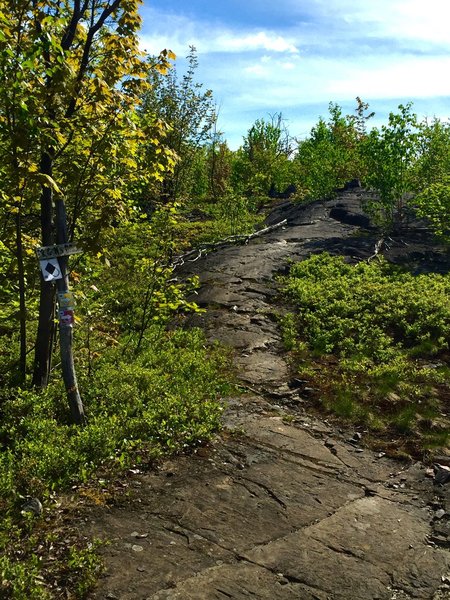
[172,219,287,268]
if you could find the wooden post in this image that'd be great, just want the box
[55,198,86,425]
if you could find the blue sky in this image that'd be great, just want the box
[139,0,450,149]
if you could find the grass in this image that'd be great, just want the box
[176,197,265,248]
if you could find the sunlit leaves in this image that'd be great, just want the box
[415,178,450,242]
[362,103,420,229]
[0,0,178,378]
[293,100,367,201]
[140,46,216,203]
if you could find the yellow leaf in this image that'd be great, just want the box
[36,173,63,195]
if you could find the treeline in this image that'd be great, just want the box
[157,79,450,238]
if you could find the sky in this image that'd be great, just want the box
[139,0,450,149]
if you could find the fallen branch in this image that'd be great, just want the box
[367,234,408,262]
[172,219,287,268]
[367,238,385,262]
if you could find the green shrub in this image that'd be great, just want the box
[0,327,231,596]
[283,253,450,360]
[281,253,450,453]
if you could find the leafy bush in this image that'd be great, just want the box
[415,177,450,243]
[293,101,369,201]
[281,253,450,454]
[284,253,450,359]
[0,327,231,597]
[0,328,228,501]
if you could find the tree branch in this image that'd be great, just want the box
[172,219,288,268]
[65,0,122,119]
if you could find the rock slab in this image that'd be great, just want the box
[88,194,450,600]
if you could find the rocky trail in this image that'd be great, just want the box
[87,191,450,600]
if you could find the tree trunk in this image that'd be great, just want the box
[15,209,27,381]
[33,151,55,388]
[55,197,86,425]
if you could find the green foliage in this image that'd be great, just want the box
[0,522,103,599]
[412,120,450,242]
[293,100,371,201]
[66,542,103,599]
[415,178,450,242]
[0,194,233,597]
[206,136,234,201]
[81,206,204,354]
[284,253,450,359]
[359,104,450,239]
[413,118,450,189]
[0,328,227,498]
[281,253,450,453]
[2,11,450,587]
[208,191,262,236]
[294,117,338,200]
[142,46,217,204]
[0,553,49,599]
[362,103,420,229]
[233,113,294,198]
[0,327,230,595]
[0,0,170,235]
[0,0,178,389]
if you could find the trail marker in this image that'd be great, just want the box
[39,258,63,282]
[35,243,82,260]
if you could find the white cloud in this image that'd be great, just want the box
[313,0,450,47]
[329,56,450,100]
[213,31,298,54]
[218,51,450,114]
[241,54,300,78]
[139,8,299,57]
[140,29,299,56]
[244,64,267,76]
[281,62,296,70]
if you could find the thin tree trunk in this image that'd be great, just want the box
[33,283,55,387]
[55,197,86,425]
[33,151,55,388]
[15,209,27,380]
[209,137,217,202]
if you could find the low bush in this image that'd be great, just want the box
[0,327,231,598]
[280,253,450,455]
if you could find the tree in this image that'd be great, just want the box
[0,0,173,422]
[415,178,450,242]
[412,119,450,242]
[362,103,420,230]
[352,96,375,139]
[293,100,369,201]
[142,45,217,204]
[0,4,44,380]
[233,113,294,198]
[206,128,233,201]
